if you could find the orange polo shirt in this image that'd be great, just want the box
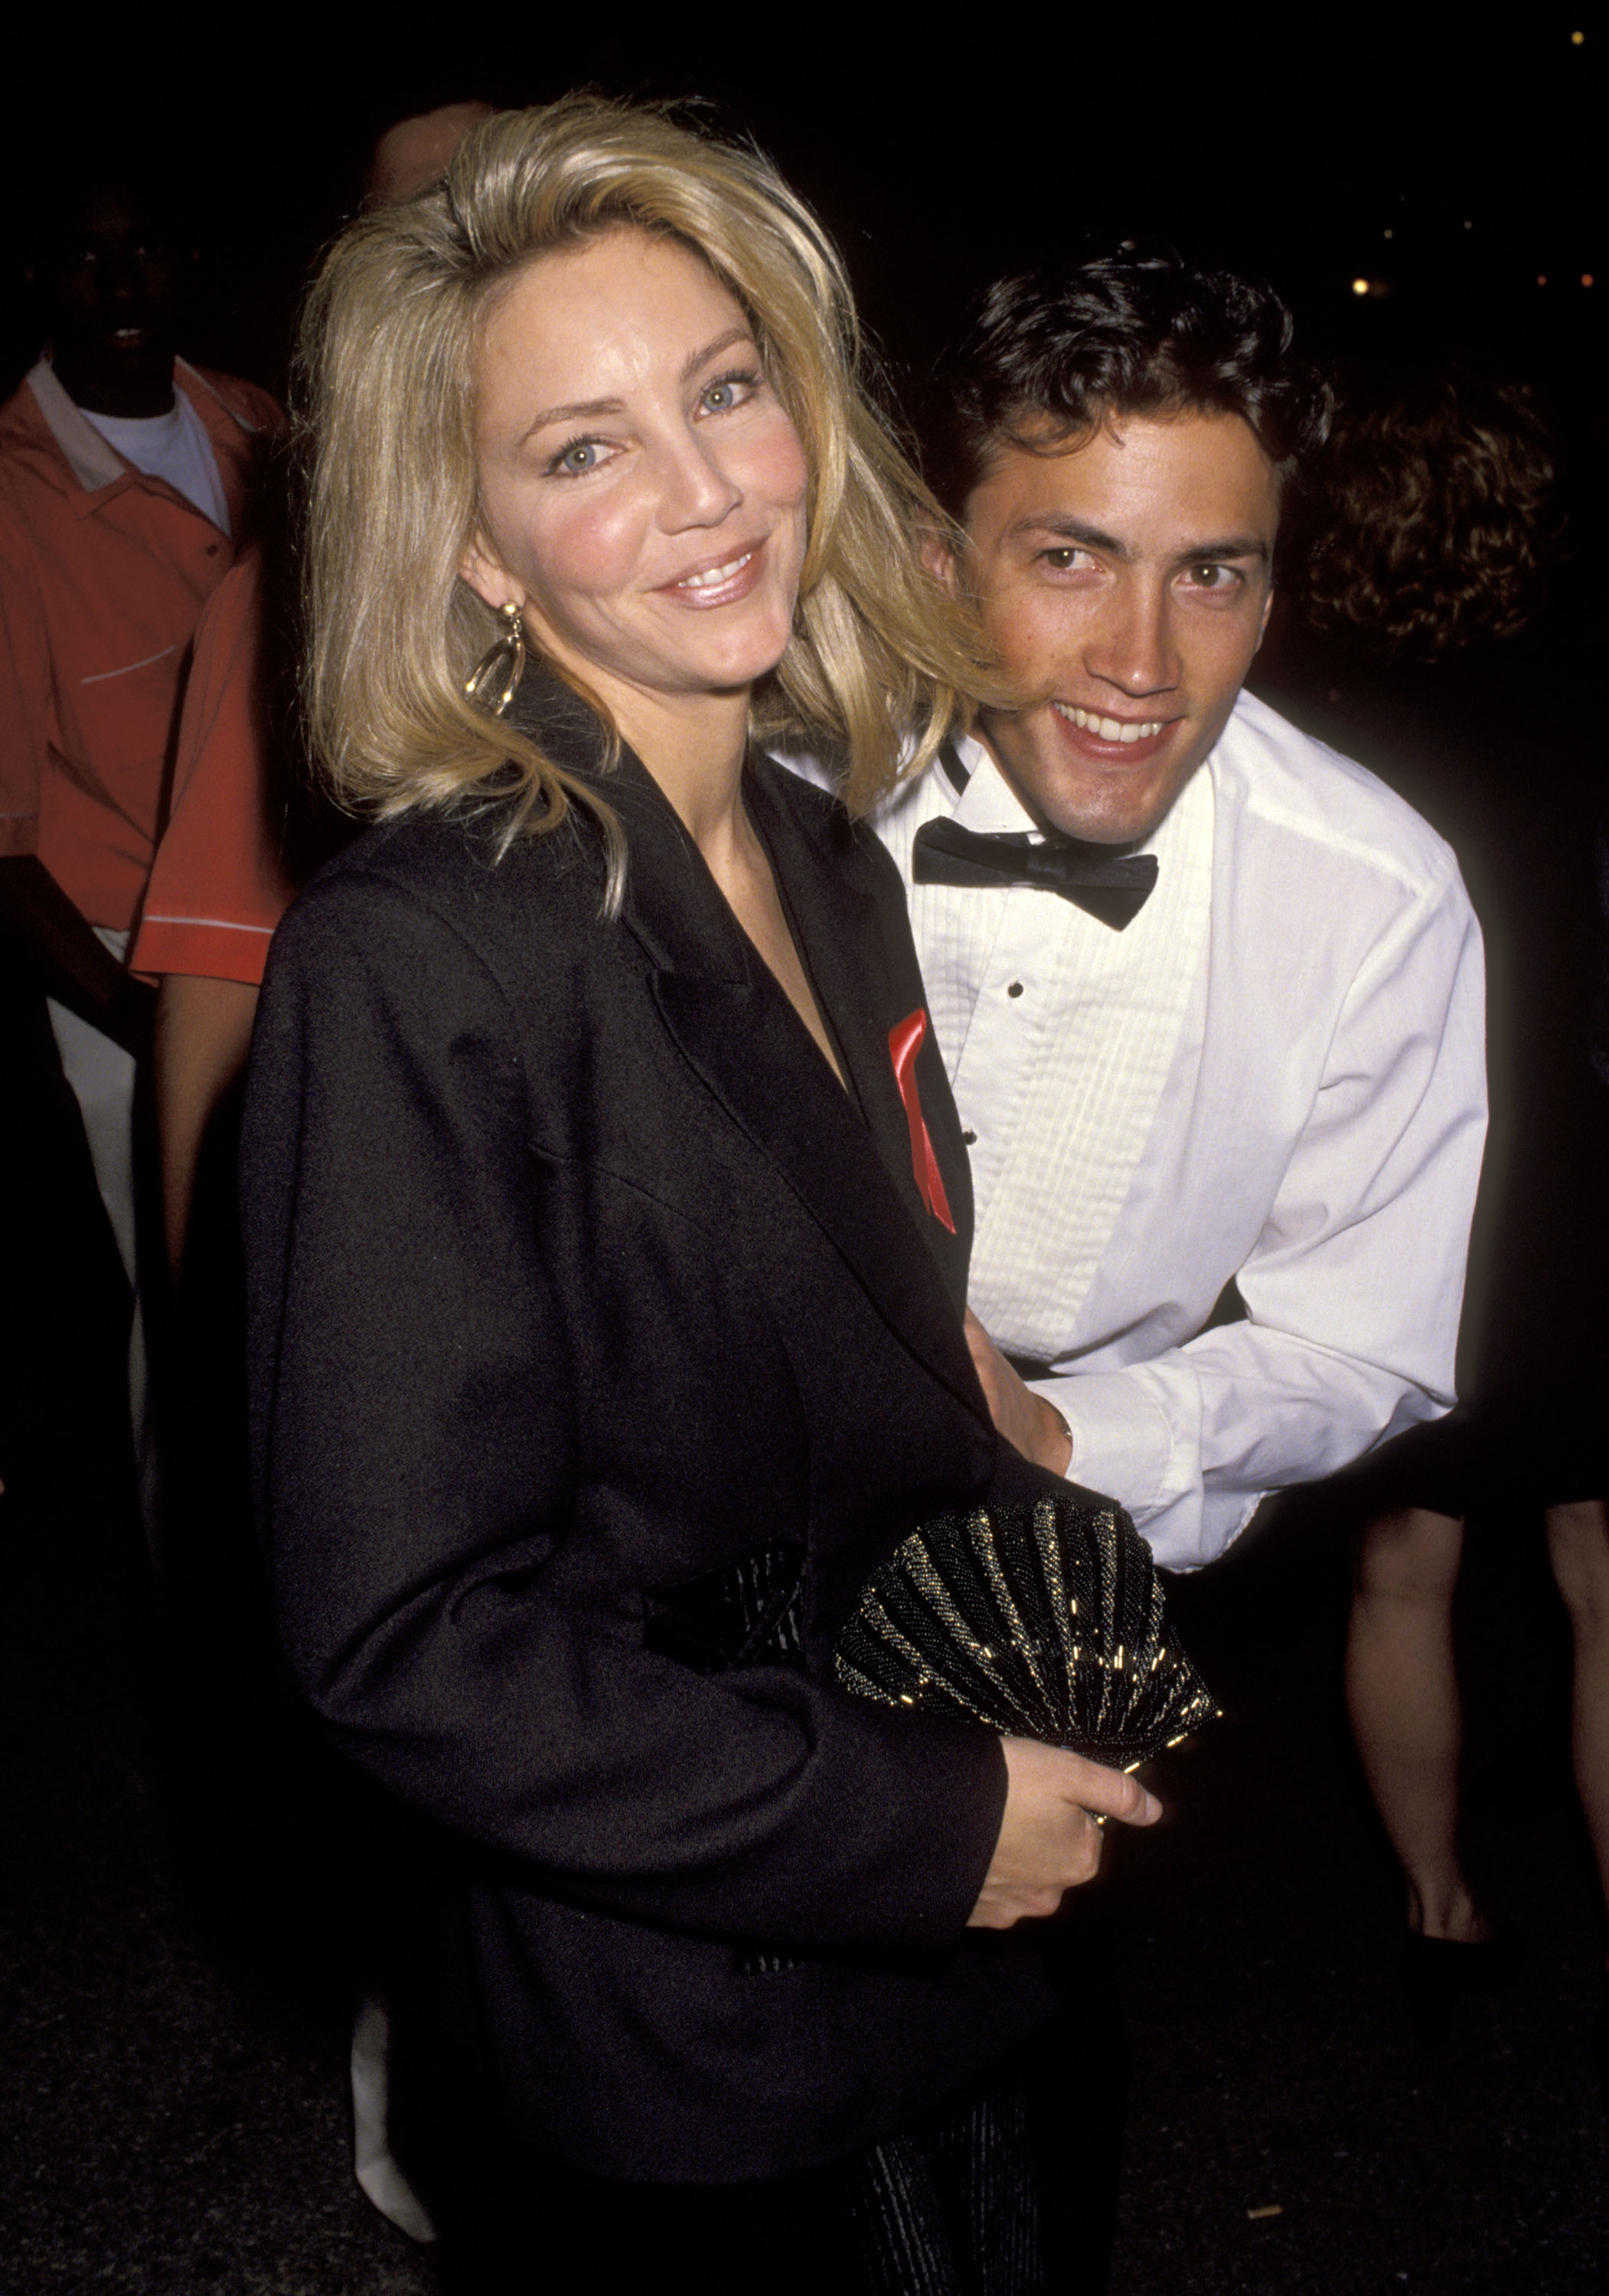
[130,551,297,986]
[0,357,282,932]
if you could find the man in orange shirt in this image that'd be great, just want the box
[0,173,279,1516]
[132,101,492,1279]
[131,551,305,1265]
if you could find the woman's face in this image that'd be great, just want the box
[464,229,811,713]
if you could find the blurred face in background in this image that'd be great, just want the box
[38,186,187,417]
[462,227,810,732]
[956,407,1281,845]
[365,101,494,207]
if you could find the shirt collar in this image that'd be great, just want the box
[24,360,126,491]
[947,730,1045,836]
[24,353,259,497]
[943,726,1213,860]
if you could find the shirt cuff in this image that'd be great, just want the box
[1029,1368,1177,1522]
[129,915,275,986]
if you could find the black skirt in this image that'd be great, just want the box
[1340,1356,1609,1522]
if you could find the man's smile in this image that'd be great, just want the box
[1049,700,1180,768]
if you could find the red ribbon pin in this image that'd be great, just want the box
[888,1009,956,1234]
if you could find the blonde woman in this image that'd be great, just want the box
[244,99,1156,2292]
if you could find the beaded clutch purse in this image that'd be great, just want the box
[834,1489,1218,1770]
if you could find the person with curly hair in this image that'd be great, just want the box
[789,253,1488,1576]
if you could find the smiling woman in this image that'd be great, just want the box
[250,95,1157,2295]
[298,97,997,904]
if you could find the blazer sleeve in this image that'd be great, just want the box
[243,869,1006,1952]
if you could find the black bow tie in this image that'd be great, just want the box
[911,817,1158,931]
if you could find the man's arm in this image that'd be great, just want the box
[1019,870,1487,1568]
[153,974,259,1271]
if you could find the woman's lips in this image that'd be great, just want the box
[1051,700,1177,765]
[658,540,766,610]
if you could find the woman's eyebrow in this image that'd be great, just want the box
[679,326,755,382]
[518,331,757,442]
[524,395,625,435]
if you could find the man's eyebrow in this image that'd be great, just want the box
[1175,535,1271,563]
[521,330,756,439]
[1010,514,1131,556]
[1009,514,1271,565]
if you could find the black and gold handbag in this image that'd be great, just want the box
[645,1488,1216,1773]
[834,1489,1217,1771]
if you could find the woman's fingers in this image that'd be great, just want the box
[967,1739,1164,1929]
[1059,1753,1162,1829]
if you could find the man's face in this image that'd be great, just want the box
[39,190,184,408]
[956,409,1281,845]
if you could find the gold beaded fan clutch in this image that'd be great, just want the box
[834,1491,1219,1770]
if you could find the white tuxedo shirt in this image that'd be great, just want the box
[784,689,1487,1569]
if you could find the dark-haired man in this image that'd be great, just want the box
[0,176,278,1514]
[844,259,1486,1570]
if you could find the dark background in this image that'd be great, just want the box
[4,15,1606,2293]
[2,15,1601,430]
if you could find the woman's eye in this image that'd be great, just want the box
[552,439,603,477]
[699,371,757,416]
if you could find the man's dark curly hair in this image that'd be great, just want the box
[1297,366,1557,654]
[925,253,1333,519]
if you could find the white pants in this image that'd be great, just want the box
[45,927,156,1535]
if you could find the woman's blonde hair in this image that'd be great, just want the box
[299,93,997,901]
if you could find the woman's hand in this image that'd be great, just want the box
[964,1309,1073,1477]
[968,1737,1161,1929]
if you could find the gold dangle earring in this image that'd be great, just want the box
[465,600,527,719]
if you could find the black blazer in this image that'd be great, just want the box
[242,703,1062,2183]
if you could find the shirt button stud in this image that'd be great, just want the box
[961,1129,977,1145]
[1007,981,1024,998]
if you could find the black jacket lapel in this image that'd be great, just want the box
[742,759,974,1313]
[504,681,984,1417]
[649,964,982,1417]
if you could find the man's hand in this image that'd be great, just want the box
[964,1308,1073,1476]
[968,1737,1160,1927]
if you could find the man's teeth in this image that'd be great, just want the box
[679,551,752,590]
[1053,703,1166,744]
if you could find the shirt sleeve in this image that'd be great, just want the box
[1037,865,1487,1570]
[129,554,295,985]
[0,508,47,859]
